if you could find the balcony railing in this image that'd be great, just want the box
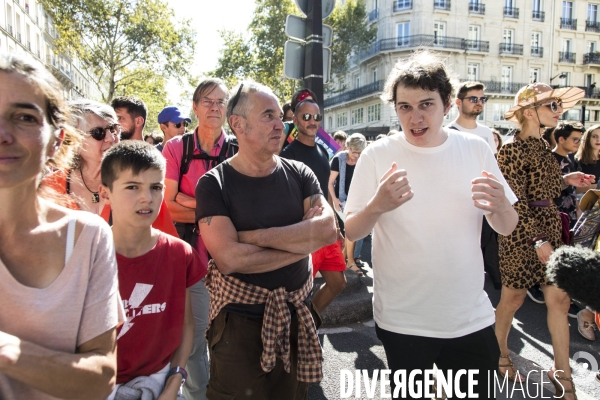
[504,7,519,18]
[7,25,13,36]
[531,46,544,57]
[469,2,485,14]
[16,32,22,43]
[368,9,378,22]
[532,10,545,22]
[325,80,385,108]
[559,51,576,63]
[560,18,577,30]
[499,43,524,55]
[479,80,528,94]
[586,20,600,32]
[434,0,451,11]
[27,41,31,51]
[393,0,412,13]
[584,53,600,64]
[36,50,40,59]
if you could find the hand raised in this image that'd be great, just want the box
[371,162,413,214]
[471,171,511,214]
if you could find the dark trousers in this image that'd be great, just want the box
[376,324,499,399]
[206,311,308,400]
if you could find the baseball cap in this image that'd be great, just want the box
[157,106,192,124]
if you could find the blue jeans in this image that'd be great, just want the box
[353,236,365,260]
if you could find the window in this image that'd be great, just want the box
[372,67,378,83]
[504,0,514,7]
[585,74,595,88]
[562,1,573,19]
[434,22,446,46]
[368,104,381,122]
[503,29,514,45]
[354,75,360,89]
[561,72,570,86]
[589,4,598,23]
[328,116,333,130]
[532,0,541,12]
[337,112,348,128]
[501,66,513,91]
[493,103,512,121]
[531,32,541,47]
[587,41,597,53]
[351,108,364,125]
[562,38,572,53]
[468,25,480,49]
[467,63,479,81]
[530,68,541,83]
[397,22,410,46]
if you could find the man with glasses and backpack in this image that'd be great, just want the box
[447,81,497,153]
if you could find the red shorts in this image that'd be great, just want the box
[311,239,346,277]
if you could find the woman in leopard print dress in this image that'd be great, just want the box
[494,83,592,399]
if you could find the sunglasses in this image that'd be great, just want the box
[301,113,322,122]
[230,83,244,115]
[535,99,563,113]
[462,96,488,104]
[88,124,120,141]
[172,121,189,129]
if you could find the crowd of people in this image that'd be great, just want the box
[1,47,599,400]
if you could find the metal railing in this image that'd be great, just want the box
[16,32,22,43]
[368,9,378,22]
[586,20,600,32]
[481,80,527,94]
[434,0,451,11]
[584,53,600,64]
[560,18,577,30]
[27,41,31,51]
[7,25,13,36]
[504,7,519,18]
[531,46,543,57]
[469,2,485,14]
[393,0,412,13]
[499,43,523,55]
[325,80,385,108]
[559,51,576,63]
[532,10,545,22]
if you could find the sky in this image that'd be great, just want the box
[165,0,258,105]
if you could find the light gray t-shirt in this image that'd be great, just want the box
[0,211,124,400]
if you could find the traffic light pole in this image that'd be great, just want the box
[303,0,324,112]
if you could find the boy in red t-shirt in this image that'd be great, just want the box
[99,141,207,399]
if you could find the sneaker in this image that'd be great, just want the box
[568,303,582,319]
[526,285,545,304]
[577,309,596,341]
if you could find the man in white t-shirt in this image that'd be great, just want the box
[446,81,497,153]
[345,51,518,399]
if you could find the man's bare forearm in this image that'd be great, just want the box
[211,241,307,275]
[167,197,196,223]
[346,202,383,242]
[239,213,336,254]
[486,207,518,236]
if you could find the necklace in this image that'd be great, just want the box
[79,168,100,203]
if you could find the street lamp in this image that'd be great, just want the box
[550,72,567,82]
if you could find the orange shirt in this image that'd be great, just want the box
[42,169,179,238]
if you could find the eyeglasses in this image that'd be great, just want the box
[230,84,244,115]
[199,98,228,108]
[88,124,120,141]
[301,113,322,122]
[172,121,189,129]
[572,138,582,144]
[462,96,488,104]
[535,99,563,113]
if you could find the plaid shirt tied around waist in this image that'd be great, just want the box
[205,260,323,383]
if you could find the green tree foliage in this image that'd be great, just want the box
[41,0,195,104]
[325,0,377,76]
[211,30,255,91]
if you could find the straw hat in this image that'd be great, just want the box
[504,83,585,122]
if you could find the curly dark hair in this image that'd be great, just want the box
[381,49,456,108]
[111,96,147,127]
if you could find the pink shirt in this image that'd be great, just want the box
[0,212,124,400]
[162,129,226,264]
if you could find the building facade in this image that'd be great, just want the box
[325,0,600,139]
[0,0,102,101]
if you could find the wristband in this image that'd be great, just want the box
[166,366,188,385]
[527,233,547,246]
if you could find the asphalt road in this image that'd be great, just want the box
[307,236,600,399]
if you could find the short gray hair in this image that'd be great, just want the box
[346,133,367,152]
[227,80,278,120]
[69,99,118,130]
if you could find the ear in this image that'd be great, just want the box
[455,98,461,107]
[135,116,145,128]
[229,115,244,135]
[98,185,112,205]
[443,102,452,116]
[292,113,298,125]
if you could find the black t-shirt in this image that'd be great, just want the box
[552,153,578,227]
[579,159,600,182]
[195,157,321,318]
[280,140,330,201]
[330,155,355,199]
